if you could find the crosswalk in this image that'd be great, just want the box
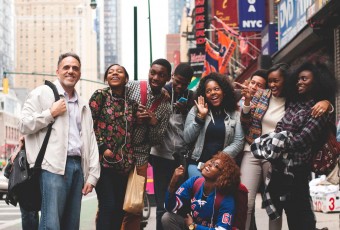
[0,192,97,230]
[0,200,22,230]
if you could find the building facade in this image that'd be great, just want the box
[0,0,15,89]
[14,0,100,100]
[0,91,21,164]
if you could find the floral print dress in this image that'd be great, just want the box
[89,87,138,173]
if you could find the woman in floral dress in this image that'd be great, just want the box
[89,64,138,230]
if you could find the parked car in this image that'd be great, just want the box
[0,171,8,199]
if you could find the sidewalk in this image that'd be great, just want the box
[145,193,340,230]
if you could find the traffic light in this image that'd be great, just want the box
[2,76,9,94]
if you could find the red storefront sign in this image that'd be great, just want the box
[195,0,206,46]
[213,0,238,27]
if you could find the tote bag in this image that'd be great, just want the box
[123,166,145,214]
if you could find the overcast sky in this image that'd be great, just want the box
[120,0,169,80]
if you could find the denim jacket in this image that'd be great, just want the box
[183,107,244,160]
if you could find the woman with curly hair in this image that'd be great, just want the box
[89,64,138,230]
[239,63,332,230]
[162,152,241,230]
[184,72,244,178]
[251,62,336,229]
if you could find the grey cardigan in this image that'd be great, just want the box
[183,107,244,160]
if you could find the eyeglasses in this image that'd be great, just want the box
[208,160,222,171]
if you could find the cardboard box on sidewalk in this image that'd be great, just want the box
[311,191,340,213]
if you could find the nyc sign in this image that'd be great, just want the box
[238,0,265,32]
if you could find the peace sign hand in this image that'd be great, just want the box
[194,96,208,119]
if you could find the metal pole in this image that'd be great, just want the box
[148,0,152,65]
[134,6,138,80]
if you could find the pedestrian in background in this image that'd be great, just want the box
[89,64,138,230]
[121,58,172,230]
[18,52,100,230]
[184,72,244,178]
[5,137,39,230]
[149,63,194,230]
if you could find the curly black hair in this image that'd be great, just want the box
[286,62,336,103]
[195,72,238,112]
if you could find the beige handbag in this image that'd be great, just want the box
[325,156,340,185]
[123,166,145,214]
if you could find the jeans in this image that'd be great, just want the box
[188,164,202,178]
[95,167,128,230]
[20,206,39,230]
[161,212,185,230]
[272,167,316,230]
[39,156,84,230]
[149,155,176,230]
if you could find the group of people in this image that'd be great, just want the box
[13,51,338,230]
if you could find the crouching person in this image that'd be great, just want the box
[162,152,241,230]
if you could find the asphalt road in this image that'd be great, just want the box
[1,193,339,230]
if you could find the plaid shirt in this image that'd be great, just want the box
[241,89,272,145]
[251,99,329,219]
[127,81,171,166]
[251,131,292,220]
[275,99,328,166]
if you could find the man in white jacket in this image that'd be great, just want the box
[18,52,100,230]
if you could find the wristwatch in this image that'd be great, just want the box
[188,223,195,230]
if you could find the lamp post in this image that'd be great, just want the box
[148,0,153,65]
[90,0,97,9]
[134,6,138,80]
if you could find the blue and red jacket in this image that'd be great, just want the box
[164,176,235,230]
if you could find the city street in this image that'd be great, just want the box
[0,192,339,229]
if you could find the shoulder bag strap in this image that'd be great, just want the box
[34,81,60,169]
[140,80,147,106]
[149,97,163,112]
[140,80,164,112]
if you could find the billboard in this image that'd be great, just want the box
[278,0,313,49]
[214,0,238,27]
[189,47,205,77]
[238,0,265,32]
[262,24,278,56]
